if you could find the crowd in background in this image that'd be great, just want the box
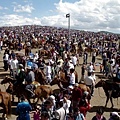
[0,25,120,120]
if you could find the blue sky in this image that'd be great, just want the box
[0,0,120,33]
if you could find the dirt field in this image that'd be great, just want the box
[0,48,120,120]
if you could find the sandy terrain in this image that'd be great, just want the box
[0,48,119,120]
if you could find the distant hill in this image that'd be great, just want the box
[0,25,120,37]
[98,31,120,35]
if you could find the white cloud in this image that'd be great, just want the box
[0,6,8,10]
[41,0,120,33]
[57,1,119,29]
[14,4,34,13]
[4,7,8,10]
[0,0,120,33]
[0,6,3,10]
[0,14,41,26]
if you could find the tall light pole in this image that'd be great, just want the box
[66,13,70,41]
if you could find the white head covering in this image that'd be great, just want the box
[84,91,89,96]
[49,95,55,100]
[68,85,73,89]
[111,112,120,117]
[19,64,23,68]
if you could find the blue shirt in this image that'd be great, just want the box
[16,101,32,120]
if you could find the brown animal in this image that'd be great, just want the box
[34,85,53,104]
[50,76,90,94]
[78,83,91,93]
[95,79,120,108]
[0,89,11,119]
[1,76,52,105]
[34,69,47,85]
[56,70,78,84]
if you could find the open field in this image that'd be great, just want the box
[0,48,120,120]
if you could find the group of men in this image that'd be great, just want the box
[1,25,120,120]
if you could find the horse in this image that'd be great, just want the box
[34,85,53,104]
[95,79,120,108]
[1,76,52,105]
[34,68,47,85]
[0,89,11,119]
[50,76,90,94]
[50,69,79,87]
[1,76,32,103]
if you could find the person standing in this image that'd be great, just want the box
[84,72,95,96]
[87,62,94,75]
[11,56,19,79]
[56,101,66,120]
[92,50,96,63]
[25,66,35,97]
[79,91,91,118]
[80,64,86,83]
[15,64,26,85]
[67,60,74,75]
[91,70,96,95]
[8,56,13,77]
[83,51,88,64]
[61,94,71,114]
[91,108,106,120]
[71,54,78,68]
[71,83,82,110]
[16,95,32,120]
[3,52,9,71]
[0,39,3,51]
[69,68,76,86]
[45,62,52,83]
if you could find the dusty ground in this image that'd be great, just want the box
[0,48,120,120]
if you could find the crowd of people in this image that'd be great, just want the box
[0,25,120,120]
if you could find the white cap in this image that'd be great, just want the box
[68,85,73,89]
[111,112,120,117]
[19,64,23,68]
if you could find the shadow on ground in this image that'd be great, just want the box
[89,106,120,113]
[96,74,107,79]
[0,107,17,120]
[0,73,10,79]
[0,67,5,72]
[97,58,102,60]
